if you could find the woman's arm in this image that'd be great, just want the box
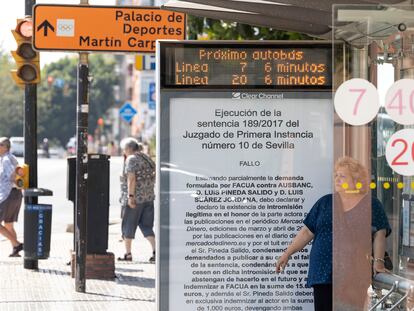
[276,226,314,272]
[373,229,387,274]
[127,172,136,208]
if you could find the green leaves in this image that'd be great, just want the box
[187,16,311,41]
[37,55,119,146]
[0,52,24,137]
[0,50,118,147]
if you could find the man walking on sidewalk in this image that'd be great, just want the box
[118,137,156,263]
[0,137,23,257]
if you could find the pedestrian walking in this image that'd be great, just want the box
[118,137,156,263]
[0,137,23,257]
[42,138,50,158]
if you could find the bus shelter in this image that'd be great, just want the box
[160,1,414,310]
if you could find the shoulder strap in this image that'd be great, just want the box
[137,152,155,170]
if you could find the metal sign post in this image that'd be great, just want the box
[29,0,187,293]
[23,0,39,271]
[74,0,89,293]
[75,53,89,293]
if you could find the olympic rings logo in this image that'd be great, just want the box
[59,25,73,31]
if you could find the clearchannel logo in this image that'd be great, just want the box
[231,92,284,100]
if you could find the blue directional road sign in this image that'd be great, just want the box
[148,82,156,110]
[119,102,137,123]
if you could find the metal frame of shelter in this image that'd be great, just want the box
[162,0,407,36]
[332,5,414,310]
[161,1,414,309]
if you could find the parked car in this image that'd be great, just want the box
[10,137,24,157]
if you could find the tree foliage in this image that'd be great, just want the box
[37,54,119,146]
[0,51,118,146]
[0,52,24,137]
[187,16,311,40]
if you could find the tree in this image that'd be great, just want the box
[0,49,118,147]
[0,51,24,137]
[37,55,119,146]
[187,16,311,40]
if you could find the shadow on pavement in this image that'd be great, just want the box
[35,268,71,276]
[115,274,155,288]
[86,291,155,302]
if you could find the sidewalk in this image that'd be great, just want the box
[0,221,156,311]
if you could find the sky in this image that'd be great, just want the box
[0,0,115,67]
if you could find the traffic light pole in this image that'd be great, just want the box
[23,85,38,191]
[23,0,39,271]
[75,52,89,293]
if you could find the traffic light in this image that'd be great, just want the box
[10,18,40,86]
[15,164,29,189]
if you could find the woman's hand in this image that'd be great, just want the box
[373,259,387,275]
[128,197,136,208]
[275,226,314,274]
[276,253,290,273]
[373,229,387,275]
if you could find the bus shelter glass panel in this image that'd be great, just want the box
[157,41,335,311]
[334,5,414,310]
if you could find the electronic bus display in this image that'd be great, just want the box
[160,42,332,89]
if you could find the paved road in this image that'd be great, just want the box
[0,156,156,310]
[0,223,156,311]
[15,156,124,233]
